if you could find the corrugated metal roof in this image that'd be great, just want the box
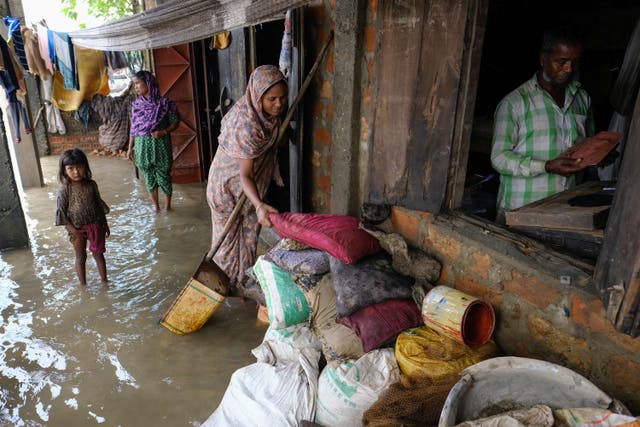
[69,0,311,51]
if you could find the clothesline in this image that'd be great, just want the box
[67,0,310,51]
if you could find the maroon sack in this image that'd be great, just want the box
[337,298,423,352]
[269,212,381,265]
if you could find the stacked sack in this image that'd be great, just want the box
[206,212,501,427]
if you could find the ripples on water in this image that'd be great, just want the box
[0,156,267,426]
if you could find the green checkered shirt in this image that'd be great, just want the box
[491,74,594,211]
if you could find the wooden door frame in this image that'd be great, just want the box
[445,0,489,210]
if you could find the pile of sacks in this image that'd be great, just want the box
[202,213,499,427]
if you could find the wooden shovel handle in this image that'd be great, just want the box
[205,31,334,262]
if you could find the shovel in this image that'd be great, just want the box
[159,32,334,334]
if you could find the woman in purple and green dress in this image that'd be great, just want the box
[127,70,179,212]
[207,65,288,290]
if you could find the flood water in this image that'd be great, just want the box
[0,154,268,426]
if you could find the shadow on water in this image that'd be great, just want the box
[0,155,268,426]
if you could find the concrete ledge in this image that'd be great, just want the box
[388,206,640,413]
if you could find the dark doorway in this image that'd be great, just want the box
[463,0,640,222]
[460,0,640,263]
[254,18,292,214]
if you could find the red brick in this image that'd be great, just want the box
[607,326,640,355]
[390,209,421,242]
[369,0,378,17]
[469,252,491,280]
[50,134,102,155]
[424,225,462,261]
[314,127,331,146]
[438,265,451,286]
[311,150,321,168]
[571,295,610,333]
[602,355,640,403]
[454,274,503,312]
[527,315,592,376]
[325,49,334,74]
[362,86,371,108]
[326,104,333,120]
[503,270,562,309]
[319,80,333,99]
[367,57,374,79]
[365,25,376,53]
[312,100,324,117]
[360,116,370,141]
[317,175,330,193]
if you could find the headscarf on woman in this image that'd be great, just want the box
[217,65,286,159]
[206,65,288,288]
[130,71,177,137]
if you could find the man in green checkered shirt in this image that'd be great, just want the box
[491,27,594,222]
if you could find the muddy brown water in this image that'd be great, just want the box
[0,154,268,426]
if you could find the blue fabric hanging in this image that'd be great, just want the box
[52,31,79,90]
[74,100,93,132]
[3,16,29,71]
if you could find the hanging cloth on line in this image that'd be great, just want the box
[3,16,29,71]
[279,10,292,78]
[21,26,49,79]
[210,31,231,50]
[52,45,109,111]
[104,51,128,71]
[74,100,92,132]
[52,31,79,90]
[36,24,55,74]
[42,77,66,134]
[0,35,26,95]
[6,91,31,143]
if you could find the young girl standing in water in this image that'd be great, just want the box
[56,148,110,286]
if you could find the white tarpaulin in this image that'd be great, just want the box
[69,0,312,51]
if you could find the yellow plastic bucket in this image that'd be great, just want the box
[421,286,495,347]
[160,259,229,335]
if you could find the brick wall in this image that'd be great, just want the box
[48,110,101,155]
[49,134,102,155]
[389,206,640,413]
[306,1,335,213]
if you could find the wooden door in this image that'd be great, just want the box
[366,0,480,213]
[153,44,202,183]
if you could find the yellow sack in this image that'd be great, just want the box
[53,46,109,111]
[395,326,500,380]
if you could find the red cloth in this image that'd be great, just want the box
[337,299,423,352]
[82,223,106,254]
[269,212,381,264]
